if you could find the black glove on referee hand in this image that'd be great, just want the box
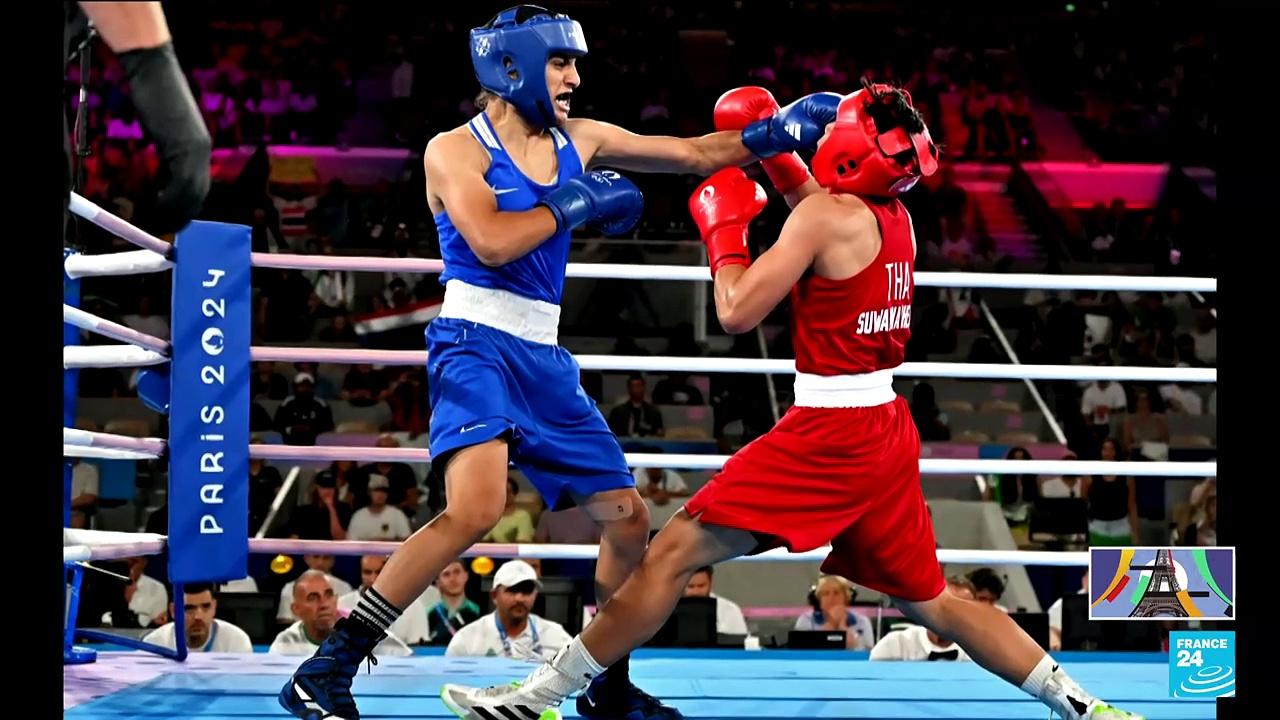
[118,41,212,236]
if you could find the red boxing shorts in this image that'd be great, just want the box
[684,396,945,602]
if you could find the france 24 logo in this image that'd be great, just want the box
[1169,631,1235,698]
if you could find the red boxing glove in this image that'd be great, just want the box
[689,168,768,277]
[714,86,779,132]
[714,86,811,195]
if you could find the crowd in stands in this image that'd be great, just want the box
[87,544,1051,661]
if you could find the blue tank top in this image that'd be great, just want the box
[435,113,583,305]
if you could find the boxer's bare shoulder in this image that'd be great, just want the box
[787,192,881,280]
[423,128,493,214]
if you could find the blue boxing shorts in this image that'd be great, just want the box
[425,289,634,510]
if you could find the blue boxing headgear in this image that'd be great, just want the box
[470,5,587,129]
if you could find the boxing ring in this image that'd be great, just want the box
[62,192,1219,718]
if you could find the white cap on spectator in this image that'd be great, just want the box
[493,560,540,590]
[294,372,315,385]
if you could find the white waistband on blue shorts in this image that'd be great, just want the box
[792,369,897,408]
[437,279,560,345]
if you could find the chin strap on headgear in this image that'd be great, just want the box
[470,5,587,129]
[811,82,940,197]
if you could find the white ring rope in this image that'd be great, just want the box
[63,529,1089,567]
[59,430,1213,477]
[68,192,173,258]
[63,305,171,355]
[64,345,169,369]
[250,346,1215,383]
[63,529,166,563]
[70,187,1214,293]
[64,249,173,279]
[247,444,1213,477]
[64,427,166,457]
[63,446,160,461]
[251,251,1216,292]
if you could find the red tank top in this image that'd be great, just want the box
[790,197,914,376]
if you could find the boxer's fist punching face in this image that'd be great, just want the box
[545,53,580,125]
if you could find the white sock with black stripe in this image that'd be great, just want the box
[350,587,401,636]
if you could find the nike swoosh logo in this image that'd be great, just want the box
[492,187,519,195]
[461,424,488,433]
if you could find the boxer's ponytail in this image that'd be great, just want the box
[860,77,926,136]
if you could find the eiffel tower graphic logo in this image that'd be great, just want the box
[1130,549,1197,618]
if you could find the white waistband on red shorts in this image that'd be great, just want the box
[792,369,897,408]
[437,279,560,345]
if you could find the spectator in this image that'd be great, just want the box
[69,458,99,529]
[1181,479,1217,546]
[252,361,289,400]
[351,435,420,515]
[651,373,704,405]
[120,295,169,340]
[314,459,358,504]
[607,375,665,438]
[870,577,974,661]
[337,556,438,645]
[794,575,874,650]
[388,368,430,440]
[142,583,254,653]
[1190,310,1217,364]
[991,446,1037,509]
[1039,452,1085,499]
[966,568,1009,613]
[910,383,951,441]
[1080,379,1127,445]
[113,557,168,629]
[1084,438,1139,546]
[288,474,353,541]
[445,561,571,662]
[534,507,603,545]
[247,453,284,537]
[483,477,536,543]
[342,364,390,407]
[269,570,410,656]
[1159,374,1204,416]
[273,373,335,445]
[276,555,354,624]
[1121,387,1169,460]
[295,361,338,400]
[427,560,483,645]
[319,314,358,343]
[683,566,748,636]
[347,475,412,541]
[631,458,691,507]
[1047,571,1088,652]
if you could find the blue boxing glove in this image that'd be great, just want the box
[538,170,644,236]
[741,92,842,158]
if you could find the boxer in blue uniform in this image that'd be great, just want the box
[279,6,838,720]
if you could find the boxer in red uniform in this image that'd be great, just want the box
[441,81,1143,720]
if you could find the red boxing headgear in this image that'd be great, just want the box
[811,84,939,197]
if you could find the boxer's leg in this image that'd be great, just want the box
[281,319,518,720]
[893,591,1143,720]
[515,366,674,716]
[575,511,758,665]
[441,511,759,718]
